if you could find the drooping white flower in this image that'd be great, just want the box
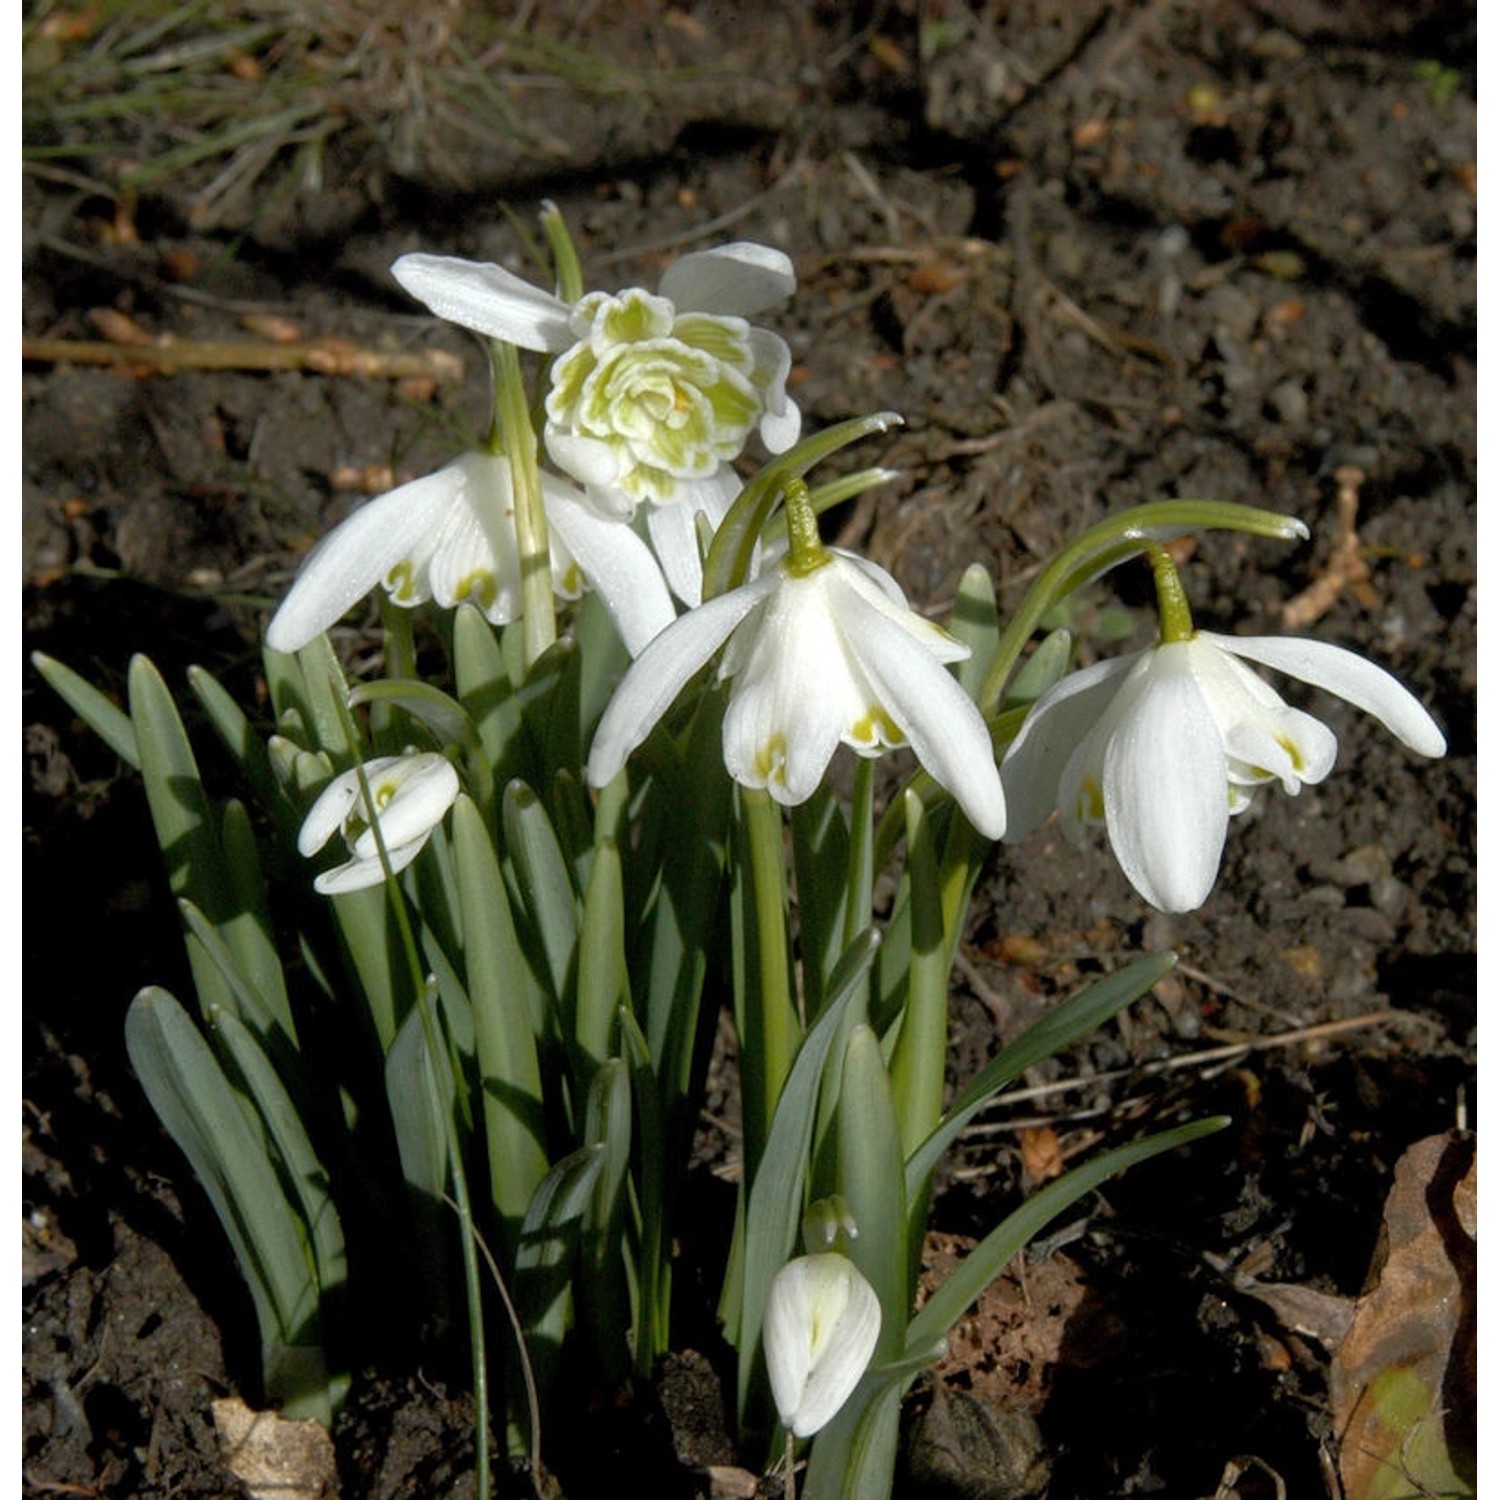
[1001,630,1447,913]
[391,243,800,519]
[265,450,674,657]
[586,548,1007,839]
[763,1254,882,1439]
[298,753,460,895]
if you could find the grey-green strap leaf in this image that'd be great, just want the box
[905,1115,1228,1355]
[905,952,1177,1200]
[125,988,333,1421]
[31,652,139,768]
[503,780,579,1008]
[210,1006,345,1312]
[737,930,881,1422]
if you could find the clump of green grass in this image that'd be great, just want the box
[23,0,694,230]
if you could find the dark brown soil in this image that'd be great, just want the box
[24,3,1475,1497]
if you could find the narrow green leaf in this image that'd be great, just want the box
[210,1007,346,1314]
[187,663,279,806]
[31,652,139,768]
[949,565,999,698]
[503,780,579,1007]
[125,988,331,1420]
[291,636,355,765]
[905,952,1177,1200]
[536,634,583,782]
[178,897,282,1043]
[575,840,626,1077]
[737,931,881,1423]
[347,678,484,757]
[329,885,408,1054]
[790,785,850,1021]
[802,1375,906,1500]
[1004,627,1072,706]
[571,590,631,749]
[128,656,238,1021]
[618,1009,670,1371]
[450,795,548,1245]
[217,801,297,1045]
[515,1143,606,1328]
[837,1026,907,1364]
[385,1000,454,1201]
[886,791,946,1157]
[905,1116,1229,1354]
[453,603,516,775]
[579,1058,633,1381]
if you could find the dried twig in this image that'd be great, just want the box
[21,335,463,383]
[1282,465,1376,627]
[963,1009,1433,1133]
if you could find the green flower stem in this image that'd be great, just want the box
[1149,544,1195,642]
[976,499,1307,717]
[738,787,800,1180]
[702,412,902,600]
[782,478,830,575]
[491,340,556,669]
[332,694,492,1500]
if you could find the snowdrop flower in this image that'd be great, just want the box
[586,542,1007,839]
[391,243,800,520]
[764,1254,882,1438]
[265,451,674,657]
[298,753,460,895]
[1001,630,1447,913]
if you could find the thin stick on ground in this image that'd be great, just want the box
[22,335,464,382]
[963,1009,1436,1132]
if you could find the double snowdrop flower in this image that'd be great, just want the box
[297,753,460,895]
[392,241,801,603]
[265,450,674,657]
[1001,629,1447,912]
[586,535,1007,840]
[763,1254,882,1438]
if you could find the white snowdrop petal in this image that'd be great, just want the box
[585,580,774,787]
[844,589,1006,839]
[763,1255,882,1439]
[1001,655,1141,841]
[391,253,573,351]
[546,483,676,656]
[296,758,402,857]
[1200,631,1447,758]
[658,243,797,317]
[312,838,426,895]
[266,470,462,653]
[644,468,743,607]
[1103,649,1228,913]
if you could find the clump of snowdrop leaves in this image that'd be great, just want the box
[297,752,460,894]
[1001,597,1447,913]
[763,1254,882,1439]
[392,240,800,603]
[586,480,1007,840]
[265,450,674,657]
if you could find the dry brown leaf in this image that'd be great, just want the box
[918,1233,1088,1414]
[1018,1126,1064,1184]
[1329,1132,1475,1499]
[213,1397,340,1500]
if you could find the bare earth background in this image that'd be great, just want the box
[23,3,1475,1497]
